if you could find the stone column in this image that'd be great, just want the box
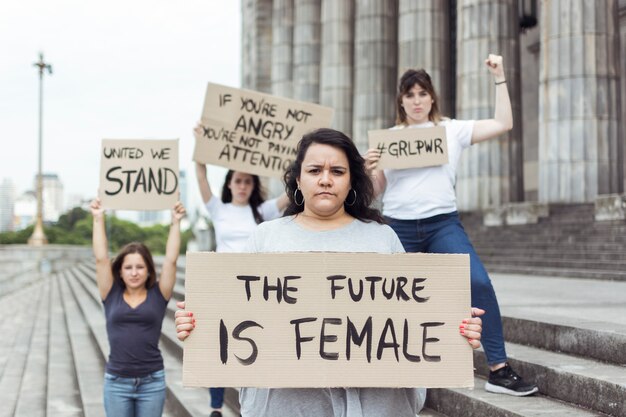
[455,0,523,210]
[320,0,355,136]
[293,0,322,102]
[617,0,626,193]
[352,0,398,151]
[397,0,452,115]
[271,0,294,98]
[538,0,622,202]
[519,24,541,202]
[241,0,273,92]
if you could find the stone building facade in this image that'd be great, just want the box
[241,0,625,214]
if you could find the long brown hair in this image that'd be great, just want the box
[221,170,266,224]
[111,242,157,289]
[283,128,384,224]
[395,69,442,125]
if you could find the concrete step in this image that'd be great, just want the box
[472,240,626,253]
[0,263,45,300]
[13,279,51,417]
[488,273,626,416]
[0,281,38,382]
[47,274,83,417]
[0,283,43,417]
[426,376,605,416]
[478,256,626,272]
[418,409,447,416]
[483,258,626,274]
[470,232,626,245]
[485,265,626,281]
[469,231,626,241]
[64,268,110,357]
[58,271,106,417]
[472,342,625,416]
[466,222,626,235]
[474,247,626,261]
[495,273,626,365]
[501,313,626,366]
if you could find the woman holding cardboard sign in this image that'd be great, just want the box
[364,54,538,397]
[194,122,290,253]
[90,198,186,417]
[178,128,484,417]
[194,122,289,417]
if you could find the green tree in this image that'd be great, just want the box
[0,207,193,255]
[57,207,88,230]
[0,225,34,244]
[107,216,145,252]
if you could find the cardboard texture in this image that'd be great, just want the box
[99,139,179,210]
[183,252,473,388]
[194,83,334,178]
[368,126,449,169]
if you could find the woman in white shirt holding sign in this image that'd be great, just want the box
[365,54,538,397]
[194,123,289,416]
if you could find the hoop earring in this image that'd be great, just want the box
[294,188,304,206]
[345,189,357,206]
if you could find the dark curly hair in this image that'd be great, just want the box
[221,170,266,224]
[283,128,384,224]
[396,69,442,125]
[111,242,157,289]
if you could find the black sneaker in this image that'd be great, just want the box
[209,411,222,417]
[485,363,538,396]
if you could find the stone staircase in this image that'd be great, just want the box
[1,243,624,416]
[461,203,626,281]
[0,246,226,417]
[425,271,626,416]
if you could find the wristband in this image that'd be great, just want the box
[495,80,507,85]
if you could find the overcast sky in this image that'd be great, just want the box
[0,0,240,214]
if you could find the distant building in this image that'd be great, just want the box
[13,191,36,230]
[179,169,188,214]
[137,209,166,226]
[0,178,16,232]
[136,169,188,227]
[65,193,91,212]
[35,173,64,223]
[188,213,215,252]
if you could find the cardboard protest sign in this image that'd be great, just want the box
[193,83,334,178]
[183,252,473,388]
[99,139,179,210]
[368,126,448,169]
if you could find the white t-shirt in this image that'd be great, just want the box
[382,119,474,220]
[205,195,281,252]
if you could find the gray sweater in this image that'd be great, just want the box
[240,216,427,417]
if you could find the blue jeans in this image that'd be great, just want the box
[210,387,225,409]
[386,212,507,366]
[103,369,166,417]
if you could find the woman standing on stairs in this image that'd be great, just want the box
[91,198,186,417]
[364,54,538,397]
[194,122,290,417]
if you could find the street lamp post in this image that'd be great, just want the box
[28,52,52,246]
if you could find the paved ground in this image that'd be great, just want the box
[493,272,626,334]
